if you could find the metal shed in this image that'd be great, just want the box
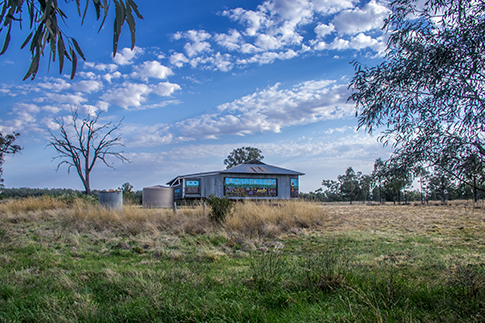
[166,160,304,200]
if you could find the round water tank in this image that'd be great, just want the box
[99,191,123,210]
[143,185,174,208]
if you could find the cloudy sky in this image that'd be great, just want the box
[0,0,393,193]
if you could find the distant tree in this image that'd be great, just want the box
[224,147,264,169]
[371,158,386,203]
[382,162,412,205]
[119,181,135,204]
[48,108,129,195]
[359,174,373,202]
[337,167,361,204]
[427,169,455,203]
[349,0,485,193]
[0,0,143,80]
[321,179,342,202]
[458,154,485,203]
[0,132,22,188]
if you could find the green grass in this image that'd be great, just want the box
[0,201,484,322]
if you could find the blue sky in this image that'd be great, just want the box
[0,0,393,193]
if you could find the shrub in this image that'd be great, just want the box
[206,194,232,223]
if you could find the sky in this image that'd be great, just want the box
[0,0,394,193]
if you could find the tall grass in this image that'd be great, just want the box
[0,196,67,214]
[225,200,322,237]
[1,196,485,321]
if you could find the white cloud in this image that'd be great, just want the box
[242,49,297,65]
[131,61,173,81]
[223,7,269,36]
[101,82,152,109]
[312,0,357,15]
[260,0,313,27]
[255,34,281,50]
[210,52,233,72]
[113,47,145,65]
[42,93,88,105]
[214,30,243,51]
[41,105,64,114]
[314,23,335,38]
[84,62,118,72]
[13,103,41,114]
[177,30,212,57]
[314,33,386,51]
[332,0,389,34]
[349,32,385,51]
[152,82,182,96]
[166,0,390,72]
[71,80,103,93]
[103,71,122,83]
[169,52,189,67]
[121,123,172,147]
[184,41,212,57]
[42,117,61,131]
[239,43,262,54]
[36,78,72,92]
[177,79,354,139]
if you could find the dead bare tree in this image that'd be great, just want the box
[48,108,129,195]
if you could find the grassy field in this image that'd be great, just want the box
[0,198,484,322]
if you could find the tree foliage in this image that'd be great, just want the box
[0,0,143,80]
[206,194,232,224]
[337,167,361,204]
[224,147,264,169]
[48,108,129,195]
[349,0,485,191]
[0,132,21,188]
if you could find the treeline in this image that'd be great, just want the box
[301,159,485,204]
[0,183,143,204]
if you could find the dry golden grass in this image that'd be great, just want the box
[225,201,322,237]
[0,196,66,214]
[316,201,485,237]
[1,197,484,240]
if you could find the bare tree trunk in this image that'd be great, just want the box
[48,108,129,196]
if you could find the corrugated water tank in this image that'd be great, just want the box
[99,191,123,210]
[143,185,174,208]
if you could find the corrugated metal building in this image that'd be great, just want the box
[166,160,304,200]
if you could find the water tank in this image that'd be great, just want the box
[99,190,123,210]
[143,185,174,208]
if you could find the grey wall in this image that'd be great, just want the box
[175,173,299,200]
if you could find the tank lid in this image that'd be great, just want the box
[145,185,171,189]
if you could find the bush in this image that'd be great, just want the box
[206,194,232,223]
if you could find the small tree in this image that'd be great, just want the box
[371,158,386,203]
[119,182,135,204]
[0,132,22,188]
[206,194,232,223]
[382,162,412,205]
[338,167,361,204]
[48,108,129,195]
[224,147,264,169]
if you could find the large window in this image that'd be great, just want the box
[185,180,200,194]
[224,178,277,197]
[290,178,299,198]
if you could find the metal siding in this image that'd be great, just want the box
[171,172,301,200]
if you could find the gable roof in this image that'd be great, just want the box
[223,160,304,175]
[166,161,304,186]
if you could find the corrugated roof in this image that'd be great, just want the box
[166,161,304,185]
[222,162,304,175]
